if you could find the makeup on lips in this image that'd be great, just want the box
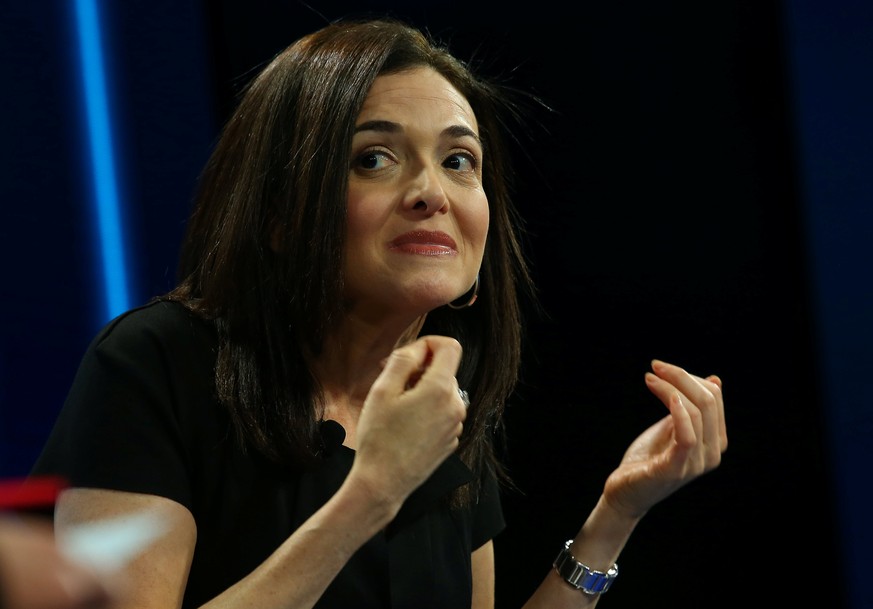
[389,230,458,256]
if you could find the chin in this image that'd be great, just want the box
[349,275,472,315]
[402,285,460,312]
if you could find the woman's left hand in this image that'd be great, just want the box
[601,359,728,520]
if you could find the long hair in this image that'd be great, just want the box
[165,18,537,501]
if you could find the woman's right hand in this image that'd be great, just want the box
[351,335,468,509]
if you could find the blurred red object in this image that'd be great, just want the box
[0,476,67,510]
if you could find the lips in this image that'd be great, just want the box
[389,230,458,256]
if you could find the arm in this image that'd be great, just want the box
[0,513,114,609]
[56,471,398,609]
[53,335,469,609]
[522,360,728,609]
[471,541,496,609]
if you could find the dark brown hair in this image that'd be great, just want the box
[166,17,537,501]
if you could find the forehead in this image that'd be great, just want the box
[357,67,479,133]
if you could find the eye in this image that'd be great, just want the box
[354,149,395,171]
[443,152,477,173]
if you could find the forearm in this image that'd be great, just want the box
[201,471,400,609]
[522,495,640,609]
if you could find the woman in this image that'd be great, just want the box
[33,17,727,609]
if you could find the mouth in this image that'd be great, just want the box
[389,230,458,256]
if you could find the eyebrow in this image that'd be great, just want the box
[354,120,481,145]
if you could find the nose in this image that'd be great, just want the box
[402,162,448,215]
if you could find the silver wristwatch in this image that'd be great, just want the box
[553,539,619,595]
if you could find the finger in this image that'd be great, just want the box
[457,388,470,410]
[651,360,713,409]
[411,336,463,398]
[651,360,719,456]
[414,337,469,425]
[375,338,433,396]
[688,371,727,454]
[417,335,463,380]
[644,373,704,446]
[668,391,697,451]
[705,374,728,451]
[452,384,469,423]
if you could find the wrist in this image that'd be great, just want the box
[338,468,403,533]
[551,493,638,598]
[553,539,619,595]
[586,494,643,542]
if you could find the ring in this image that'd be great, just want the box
[458,388,470,409]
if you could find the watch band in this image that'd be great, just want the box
[553,539,619,595]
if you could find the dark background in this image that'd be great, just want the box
[2,1,871,608]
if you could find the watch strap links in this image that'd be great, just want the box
[553,539,619,595]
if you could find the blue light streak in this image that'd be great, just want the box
[74,0,130,321]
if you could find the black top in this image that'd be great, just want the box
[32,300,505,609]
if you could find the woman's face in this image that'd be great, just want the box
[344,66,489,318]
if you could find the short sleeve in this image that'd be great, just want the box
[471,463,506,550]
[31,301,219,512]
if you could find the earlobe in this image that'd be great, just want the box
[448,274,480,309]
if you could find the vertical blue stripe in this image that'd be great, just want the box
[782,2,873,607]
[74,0,130,321]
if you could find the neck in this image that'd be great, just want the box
[313,311,426,423]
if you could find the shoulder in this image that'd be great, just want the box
[75,299,219,389]
[99,298,211,337]
[92,299,216,355]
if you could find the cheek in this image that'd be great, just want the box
[345,188,385,243]
[470,194,490,246]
